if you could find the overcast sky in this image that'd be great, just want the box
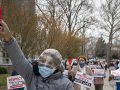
[36,0,110,43]
[86,0,110,43]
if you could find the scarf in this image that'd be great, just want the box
[79,65,86,90]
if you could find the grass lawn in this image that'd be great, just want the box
[0,74,11,89]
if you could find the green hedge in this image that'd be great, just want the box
[0,74,11,88]
[0,67,8,74]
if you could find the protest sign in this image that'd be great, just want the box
[89,65,97,69]
[88,63,91,65]
[111,70,120,82]
[113,76,120,82]
[92,69,104,77]
[111,70,120,76]
[7,75,25,89]
[63,70,68,75]
[109,66,115,70]
[74,71,93,88]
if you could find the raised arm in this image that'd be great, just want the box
[0,20,33,80]
[0,20,12,42]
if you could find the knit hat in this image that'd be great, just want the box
[39,49,65,72]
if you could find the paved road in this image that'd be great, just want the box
[91,69,113,90]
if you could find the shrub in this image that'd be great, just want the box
[2,67,8,74]
[0,67,8,74]
[0,67,4,74]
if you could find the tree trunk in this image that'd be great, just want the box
[107,34,112,64]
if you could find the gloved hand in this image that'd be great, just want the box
[102,74,105,77]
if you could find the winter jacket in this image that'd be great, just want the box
[109,80,116,90]
[94,77,105,85]
[4,37,73,90]
[68,64,93,90]
[94,70,106,85]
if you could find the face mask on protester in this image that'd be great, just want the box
[79,62,85,67]
[97,65,101,69]
[37,49,65,78]
[38,56,57,78]
[38,64,56,78]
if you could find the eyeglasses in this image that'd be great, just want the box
[38,59,57,68]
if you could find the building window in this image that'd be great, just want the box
[6,59,9,64]
[3,58,9,64]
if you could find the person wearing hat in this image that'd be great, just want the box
[0,20,73,90]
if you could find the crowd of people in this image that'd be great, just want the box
[64,57,120,90]
[0,20,120,90]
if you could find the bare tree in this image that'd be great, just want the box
[57,0,93,33]
[99,0,120,64]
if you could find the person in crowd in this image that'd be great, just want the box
[11,70,24,90]
[27,59,32,63]
[108,62,115,75]
[69,57,72,66]
[63,59,73,82]
[71,59,78,68]
[94,62,106,90]
[102,63,105,69]
[105,62,108,71]
[114,61,117,70]
[11,70,19,76]
[109,64,120,90]
[68,56,93,90]
[0,20,73,90]
[64,59,69,70]
[109,75,117,90]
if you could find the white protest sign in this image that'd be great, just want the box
[92,69,104,77]
[111,70,120,76]
[89,65,97,69]
[7,75,25,89]
[63,70,68,75]
[74,71,93,88]
[109,66,115,70]
[111,70,120,82]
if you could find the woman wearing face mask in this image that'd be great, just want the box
[0,20,73,90]
[108,62,115,75]
[94,62,106,90]
[68,56,93,90]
